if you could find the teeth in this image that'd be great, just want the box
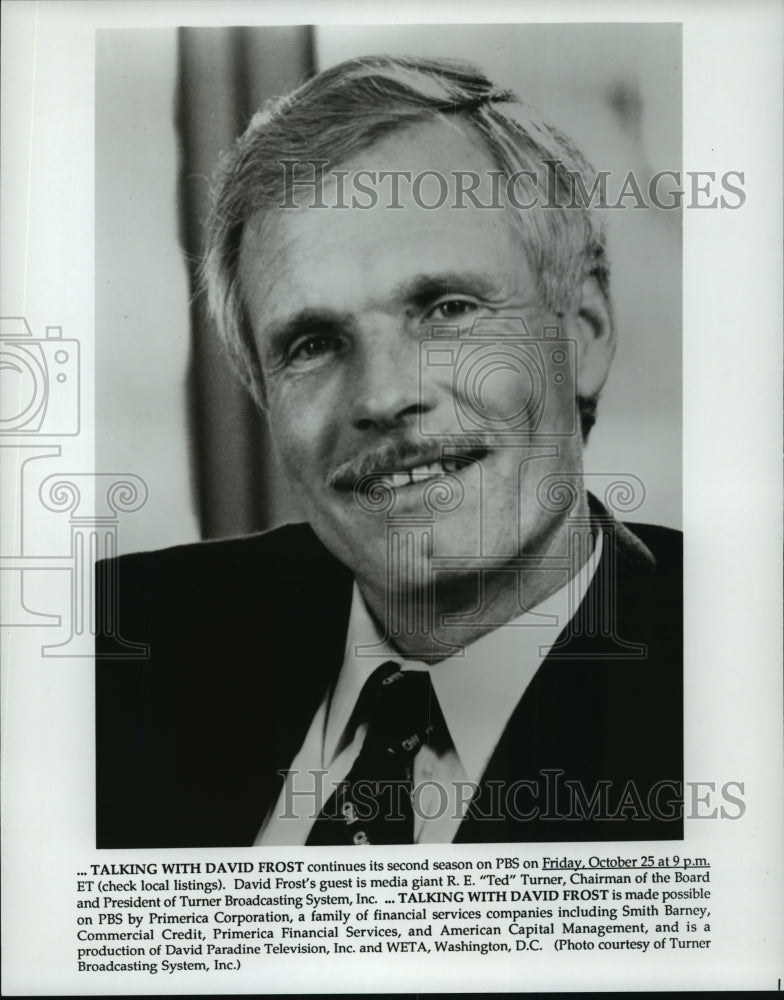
[385,460,463,488]
[409,462,443,481]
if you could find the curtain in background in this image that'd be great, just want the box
[176,27,315,540]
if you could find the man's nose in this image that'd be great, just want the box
[349,318,431,433]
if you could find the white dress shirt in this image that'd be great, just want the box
[257,531,602,846]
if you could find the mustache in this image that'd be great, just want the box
[328,435,493,491]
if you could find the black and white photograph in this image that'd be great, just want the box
[95,23,684,849]
[1,1,782,994]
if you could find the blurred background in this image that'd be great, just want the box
[96,23,681,555]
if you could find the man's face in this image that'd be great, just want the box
[240,120,591,603]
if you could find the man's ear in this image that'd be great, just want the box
[570,272,616,400]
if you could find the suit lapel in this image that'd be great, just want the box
[454,500,658,844]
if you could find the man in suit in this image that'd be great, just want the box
[96,55,682,848]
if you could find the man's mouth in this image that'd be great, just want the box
[328,439,490,493]
[375,454,474,489]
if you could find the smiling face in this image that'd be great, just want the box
[239,119,610,610]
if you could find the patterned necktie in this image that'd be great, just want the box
[306,662,444,846]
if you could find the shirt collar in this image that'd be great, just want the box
[324,531,603,784]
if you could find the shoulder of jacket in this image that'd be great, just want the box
[620,520,682,574]
[587,490,681,575]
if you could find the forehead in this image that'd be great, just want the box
[238,119,535,325]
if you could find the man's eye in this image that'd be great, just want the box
[428,299,478,320]
[288,334,341,364]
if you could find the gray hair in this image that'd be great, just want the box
[202,55,610,437]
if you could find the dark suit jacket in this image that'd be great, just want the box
[95,497,682,847]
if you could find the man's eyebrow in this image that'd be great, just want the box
[261,308,353,354]
[394,271,502,304]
